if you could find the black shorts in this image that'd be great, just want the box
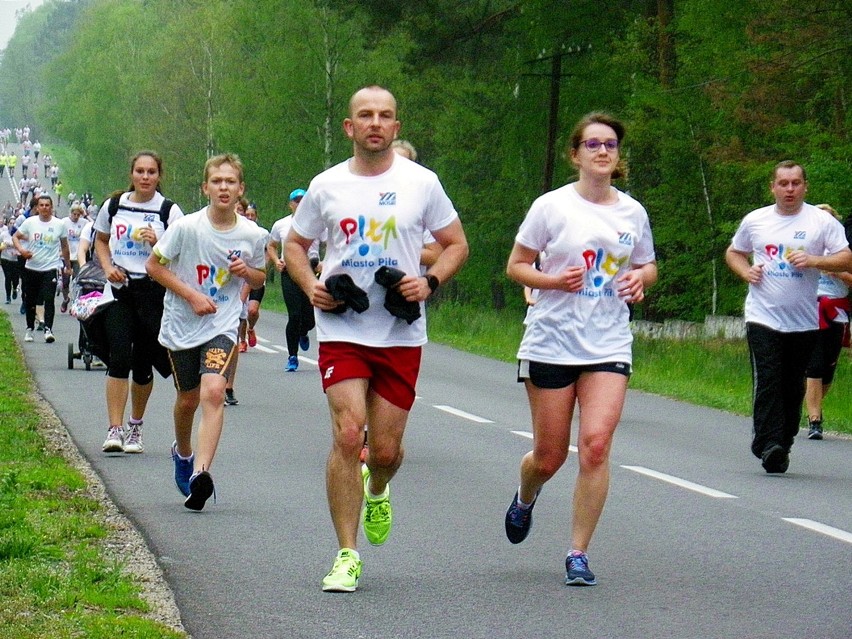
[168,335,237,392]
[248,284,265,303]
[518,359,631,389]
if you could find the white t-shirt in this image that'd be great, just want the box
[730,203,849,332]
[17,215,67,272]
[93,192,184,277]
[515,183,655,366]
[270,215,323,260]
[293,154,458,347]
[0,226,19,260]
[154,207,269,350]
[62,216,86,261]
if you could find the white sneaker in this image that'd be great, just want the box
[44,328,55,343]
[122,422,144,454]
[24,328,34,342]
[102,425,124,452]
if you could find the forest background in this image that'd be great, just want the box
[0,0,849,320]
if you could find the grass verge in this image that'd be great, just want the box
[0,312,185,638]
[426,301,852,435]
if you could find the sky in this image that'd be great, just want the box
[0,0,46,50]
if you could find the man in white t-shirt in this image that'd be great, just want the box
[284,85,468,592]
[147,153,268,511]
[12,195,71,343]
[726,161,852,473]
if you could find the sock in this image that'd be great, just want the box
[176,450,193,461]
[128,417,143,426]
[340,548,360,560]
[517,487,535,509]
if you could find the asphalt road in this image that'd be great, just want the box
[2,142,851,639]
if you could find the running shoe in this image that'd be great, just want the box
[239,340,248,353]
[362,465,392,546]
[60,299,69,313]
[44,327,55,343]
[171,441,194,497]
[12,289,17,300]
[184,471,215,511]
[224,389,239,406]
[102,425,124,452]
[19,302,24,314]
[505,490,538,544]
[807,419,823,440]
[247,328,257,347]
[123,421,144,454]
[761,443,789,474]
[285,355,298,372]
[23,328,33,342]
[565,550,597,586]
[322,548,362,592]
[5,297,9,304]
[299,335,310,351]
[36,320,44,331]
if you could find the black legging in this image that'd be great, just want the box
[103,278,167,385]
[281,270,315,356]
[21,268,57,329]
[1,258,21,300]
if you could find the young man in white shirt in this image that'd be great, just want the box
[147,153,268,511]
[284,85,469,592]
[725,161,852,473]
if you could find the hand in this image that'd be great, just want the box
[786,250,811,270]
[617,269,645,302]
[189,290,217,316]
[398,275,430,303]
[308,280,344,311]
[746,263,764,284]
[552,266,586,293]
[106,265,128,285]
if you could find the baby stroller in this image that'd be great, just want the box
[67,260,108,370]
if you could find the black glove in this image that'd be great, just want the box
[324,273,369,314]
[374,266,421,325]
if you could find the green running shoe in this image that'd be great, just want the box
[322,549,362,592]
[362,465,392,546]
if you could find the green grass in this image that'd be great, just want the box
[0,314,184,638]
[426,301,852,436]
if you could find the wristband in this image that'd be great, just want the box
[425,274,439,294]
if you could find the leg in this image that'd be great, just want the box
[39,271,56,329]
[746,323,785,458]
[129,380,154,422]
[281,272,303,356]
[519,382,575,504]
[779,331,816,450]
[173,387,201,457]
[21,268,39,328]
[326,378,370,551]
[363,388,410,496]
[194,373,228,472]
[570,372,628,552]
[105,376,130,426]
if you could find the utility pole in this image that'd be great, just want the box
[523,44,591,193]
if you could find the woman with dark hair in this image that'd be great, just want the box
[503,113,657,586]
[93,151,184,454]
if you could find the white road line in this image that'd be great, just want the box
[622,465,738,499]
[251,345,278,354]
[433,405,494,423]
[782,518,852,544]
[509,430,577,452]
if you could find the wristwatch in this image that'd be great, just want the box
[425,273,439,294]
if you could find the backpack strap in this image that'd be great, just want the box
[108,194,174,230]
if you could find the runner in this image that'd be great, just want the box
[146,153,267,510]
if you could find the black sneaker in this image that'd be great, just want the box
[184,471,215,511]
[761,444,789,474]
[505,490,538,544]
[807,420,823,440]
[224,389,239,406]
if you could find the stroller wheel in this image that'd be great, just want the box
[83,351,92,371]
[67,343,75,369]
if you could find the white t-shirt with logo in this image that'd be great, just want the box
[17,215,67,272]
[62,216,86,261]
[154,207,269,350]
[93,192,184,277]
[293,155,458,347]
[730,203,849,332]
[515,183,655,366]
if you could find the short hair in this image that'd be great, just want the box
[772,160,807,183]
[204,153,244,183]
[36,194,53,207]
[567,112,627,180]
[391,139,417,162]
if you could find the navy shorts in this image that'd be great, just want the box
[518,359,631,389]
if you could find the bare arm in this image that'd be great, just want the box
[397,219,469,303]
[788,247,852,273]
[283,229,340,311]
[725,245,763,284]
[95,231,128,285]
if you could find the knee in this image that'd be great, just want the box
[578,435,612,470]
[199,382,224,407]
[333,418,367,456]
[529,447,568,479]
[175,391,199,414]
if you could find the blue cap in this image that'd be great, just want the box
[289,188,306,201]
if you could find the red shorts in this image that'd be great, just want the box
[318,341,422,411]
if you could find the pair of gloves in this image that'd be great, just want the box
[324,266,421,324]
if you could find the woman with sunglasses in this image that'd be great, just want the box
[503,113,657,586]
[94,151,184,455]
